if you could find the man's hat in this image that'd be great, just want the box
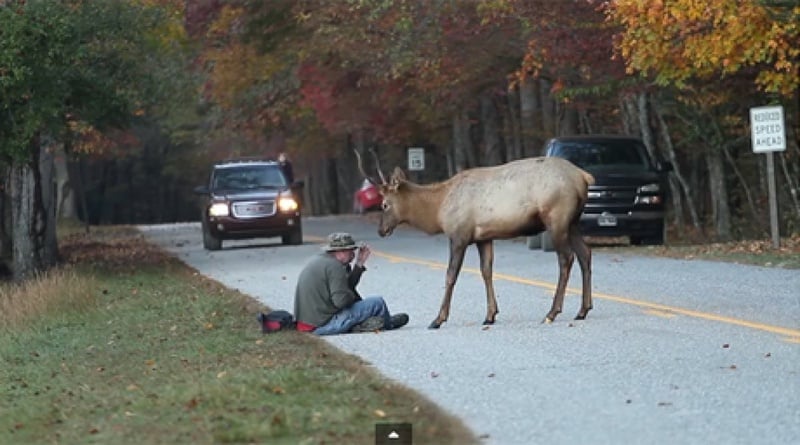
[322,232,363,252]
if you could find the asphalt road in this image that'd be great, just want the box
[140,215,800,445]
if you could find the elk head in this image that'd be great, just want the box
[377,167,407,237]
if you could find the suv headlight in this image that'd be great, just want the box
[638,183,660,193]
[208,203,230,217]
[278,193,299,212]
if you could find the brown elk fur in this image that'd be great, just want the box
[374,156,595,329]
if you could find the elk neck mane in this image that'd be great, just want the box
[397,180,450,235]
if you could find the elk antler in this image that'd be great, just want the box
[354,149,376,185]
[369,147,387,184]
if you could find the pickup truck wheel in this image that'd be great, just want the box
[541,231,555,252]
[631,224,665,246]
[526,234,542,249]
[202,221,222,251]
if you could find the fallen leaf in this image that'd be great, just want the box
[14,423,23,430]
[430,371,439,378]
[272,386,285,395]
[487,373,495,378]
[722,343,730,348]
[204,322,214,330]
[96,367,105,372]
[481,326,490,331]
[729,364,737,370]
[657,402,672,407]
[124,411,135,417]
[374,409,386,418]
[89,428,99,434]
[764,352,771,358]
[145,359,156,367]
[127,384,139,391]
[255,339,264,345]
[216,371,227,379]
[170,325,177,331]
[185,398,199,410]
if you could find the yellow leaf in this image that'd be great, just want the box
[217,371,227,379]
[374,409,386,418]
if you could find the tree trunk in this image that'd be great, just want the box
[53,142,77,220]
[480,94,504,166]
[539,79,556,148]
[654,102,702,230]
[504,86,523,161]
[452,110,472,172]
[706,146,731,241]
[0,165,12,276]
[10,138,59,280]
[519,76,541,157]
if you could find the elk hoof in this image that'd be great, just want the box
[428,320,442,329]
[482,319,495,325]
[541,316,554,324]
[574,314,587,321]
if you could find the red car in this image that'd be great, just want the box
[353,179,382,213]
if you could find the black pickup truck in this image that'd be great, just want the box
[528,135,672,250]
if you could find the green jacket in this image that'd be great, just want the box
[293,253,365,327]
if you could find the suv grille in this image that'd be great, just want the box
[231,200,276,218]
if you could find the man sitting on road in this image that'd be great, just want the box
[293,232,409,335]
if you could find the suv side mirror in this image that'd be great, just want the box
[193,185,210,195]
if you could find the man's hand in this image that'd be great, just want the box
[355,244,371,267]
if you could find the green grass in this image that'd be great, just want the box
[0,227,476,445]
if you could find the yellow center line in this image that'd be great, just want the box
[369,250,800,340]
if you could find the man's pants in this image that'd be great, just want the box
[313,296,391,336]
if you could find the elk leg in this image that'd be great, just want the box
[430,240,468,329]
[569,224,593,320]
[543,247,574,324]
[476,240,499,325]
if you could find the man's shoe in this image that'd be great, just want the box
[350,316,386,333]
[389,313,409,329]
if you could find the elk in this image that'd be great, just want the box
[356,150,595,329]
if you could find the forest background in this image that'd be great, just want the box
[0,0,798,280]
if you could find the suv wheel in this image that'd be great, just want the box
[282,225,303,245]
[202,219,222,251]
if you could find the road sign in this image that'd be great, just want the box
[750,105,786,153]
[749,104,785,249]
[407,147,425,171]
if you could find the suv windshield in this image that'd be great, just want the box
[550,140,651,170]
[212,165,287,191]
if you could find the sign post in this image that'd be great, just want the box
[749,105,786,249]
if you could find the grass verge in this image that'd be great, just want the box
[0,226,477,445]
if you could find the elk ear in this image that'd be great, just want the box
[390,167,406,184]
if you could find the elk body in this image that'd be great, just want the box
[362,154,595,329]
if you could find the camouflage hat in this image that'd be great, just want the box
[322,232,363,252]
